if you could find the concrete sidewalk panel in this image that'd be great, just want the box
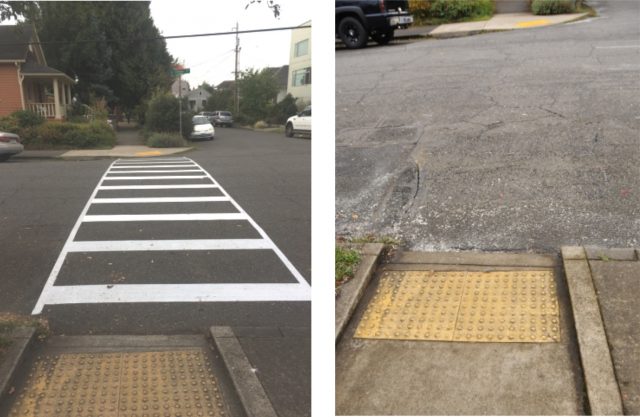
[584,247,637,261]
[562,251,623,415]
[430,21,487,39]
[210,326,277,417]
[589,260,640,415]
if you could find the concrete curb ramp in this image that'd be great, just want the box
[561,246,624,415]
[210,326,278,417]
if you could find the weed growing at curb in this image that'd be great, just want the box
[336,247,362,287]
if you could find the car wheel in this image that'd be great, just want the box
[372,29,394,45]
[285,123,294,137]
[338,17,368,49]
[0,154,11,162]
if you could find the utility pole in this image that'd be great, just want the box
[178,73,182,136]
[233,22,240,115]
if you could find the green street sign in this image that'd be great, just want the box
[171,68,190,76]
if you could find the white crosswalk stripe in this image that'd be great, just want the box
[32,157,310,314]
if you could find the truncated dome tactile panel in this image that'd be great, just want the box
[9,350,229,417]
[355,270,560,343]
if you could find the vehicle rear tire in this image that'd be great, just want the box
[0,154,11,162]
[338,17,368,49]
[372,29,394,45]
[285,123,294,137]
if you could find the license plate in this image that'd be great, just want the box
[398,16,413,24]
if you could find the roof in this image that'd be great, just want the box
[21,61,65,76]
[0,25,34,61]
[216,80,235,90]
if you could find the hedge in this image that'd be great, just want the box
[531,0,575,14]
[146,132,187,148]
[410,0,494,21]
[11,121,115,149]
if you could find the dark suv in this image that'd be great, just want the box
[336,0,413,49]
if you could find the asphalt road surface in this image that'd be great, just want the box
[0,127,310,417]
[336,0,640,252]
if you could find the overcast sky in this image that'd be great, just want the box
[150,0,311,89]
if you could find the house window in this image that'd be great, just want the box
[292,67,311,87]
[294,39,309,57]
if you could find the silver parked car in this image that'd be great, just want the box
[212,111,233,127]
[189,116,215,141]
[0,131,24,161]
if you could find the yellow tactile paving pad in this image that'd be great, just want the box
[355,270,560,343]
[9,350,228,417]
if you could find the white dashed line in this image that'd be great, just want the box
[82,213,248,222]
[92,197,230,203]
[66,239,273,252]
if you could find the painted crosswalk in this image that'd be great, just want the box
[32,156,311,314]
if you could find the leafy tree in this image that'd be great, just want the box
[237,68,279,123]
[0,1,38,22]
[27,2,173,117]
[245,0,281,18]
[145,93,192,138]
[203,89,234,112]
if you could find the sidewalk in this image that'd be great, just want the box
[396,11,589,40]
[14,124,192,160]
[336,246,637,415]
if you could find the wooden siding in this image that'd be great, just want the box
[0,63,23,116]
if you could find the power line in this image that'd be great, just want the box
[0,24,311,47]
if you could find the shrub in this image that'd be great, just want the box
[428,0,493,20]
[11,110,45,128]
[146,132,187,148]
[145,93,193,138]
[0,116,19,133]
[254,120,269,129]
[532,0,574,14]
[267,94,299,125]
[18,121,115,149]
[409,0,433,21]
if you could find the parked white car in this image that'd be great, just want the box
[0,131,24,161]
[189,115,215,141]
[285,106,311,137]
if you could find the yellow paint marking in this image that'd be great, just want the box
[134,150,163,156]
[355,270,560,343]
[517,19,552,28]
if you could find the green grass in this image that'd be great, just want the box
[336,247,362,286]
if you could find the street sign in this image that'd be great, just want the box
[172,68,190,76]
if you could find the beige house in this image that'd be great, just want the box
[286,20,311,105]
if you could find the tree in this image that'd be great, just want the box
[244,0,281,18]
[0,1,38,22]
[28,2,173,117]
[203,89,234,112]
[237,68,279,123]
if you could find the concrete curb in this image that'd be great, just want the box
[335,243,385,343]
[561,246,624,415]
[0,327,36,404]
[210,326,278,417]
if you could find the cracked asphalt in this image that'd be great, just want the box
[336,0,640,252]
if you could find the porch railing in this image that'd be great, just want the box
[27,103,56,118]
